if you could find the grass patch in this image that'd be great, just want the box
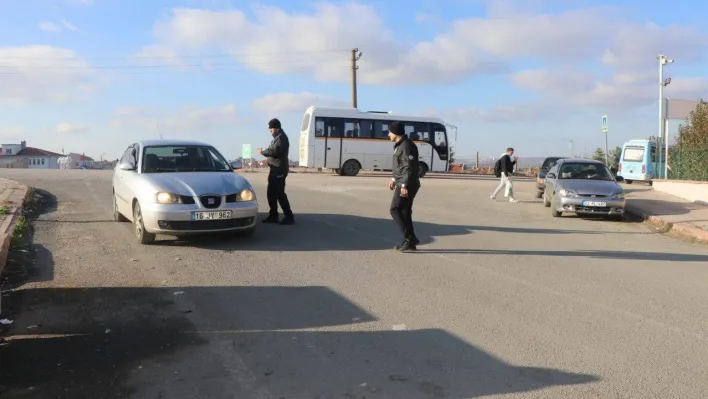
[10,215,29,249]
[0,206,9,215]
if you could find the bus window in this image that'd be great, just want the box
[301,113,310,132]
[326,118,344,138]
[344,120,357,138]
[315,118,325,137]
[404,123,417,140]
[358,120,374,138]
[374,121,390,139]
[414,123,429,141]
[622,147,644,162]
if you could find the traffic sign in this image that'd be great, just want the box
[242,144,251,159]
[601,115,608,133]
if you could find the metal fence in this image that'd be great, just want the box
[668,146,708,181]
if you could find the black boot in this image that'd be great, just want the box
[262,214,279,223]
[279,214,295,225]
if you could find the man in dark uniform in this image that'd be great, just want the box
[387,121,421,251]
[258,118,295,225]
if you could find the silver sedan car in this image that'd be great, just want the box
[112,140,259,244]
[542,158,627,220]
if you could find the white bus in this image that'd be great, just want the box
[298,106,451,177]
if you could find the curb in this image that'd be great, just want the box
[625,203,708,243]
[0,180,31,276]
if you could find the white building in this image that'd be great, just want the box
[0,141,62,169]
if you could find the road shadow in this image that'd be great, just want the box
[31,189,57,215]
[1,244,54,286]
[0,285,599,398]
[152,213,615,251]
[412,249,708,262]
[627,199,705,216]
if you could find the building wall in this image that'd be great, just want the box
[26,156,59,169]
[0,157,28,168]
[1,144,23,156]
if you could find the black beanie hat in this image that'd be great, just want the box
[388,121,405,136]
[268,118,281,129]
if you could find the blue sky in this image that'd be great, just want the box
[1,0,707,161]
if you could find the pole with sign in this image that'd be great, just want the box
[242,144,252,170]
[601,115,609,165]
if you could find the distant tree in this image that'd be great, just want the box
[592,148,606,163]
[670,99,708,180]
[448,146,456,164]
[609,146,622,169]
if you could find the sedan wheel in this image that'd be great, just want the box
[133,202,156,244]
[113,193,128,222]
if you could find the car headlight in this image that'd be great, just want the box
[558,189,577,197]
[155,192,181,204]
[611,192,625,199]
[237,188,256,202]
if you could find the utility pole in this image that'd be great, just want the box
[657,54,674,179]
[350,48,362,108]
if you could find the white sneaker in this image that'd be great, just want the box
[508,198,518,203]
[490,196,496,200]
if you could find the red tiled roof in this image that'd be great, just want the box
[17,147,63,157]
[77,154,94,161]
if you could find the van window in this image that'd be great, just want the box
[623,147,645,162]
[301,113,310,132]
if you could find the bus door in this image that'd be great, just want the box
[430,123,449,172]
[323,118,343,169]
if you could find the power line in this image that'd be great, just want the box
[0,65,351,75]
[0,48,350,61]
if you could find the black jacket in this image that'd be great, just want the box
[500,154,516,175]
[261,130,290,176]
[392,137,420,187]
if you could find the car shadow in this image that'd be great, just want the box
[150,213,619,251]
[0,285,599,398]
[411,248,708,262]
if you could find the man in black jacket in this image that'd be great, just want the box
[258,118,295,225]
[490,147,518,202]
[387,121,421,251]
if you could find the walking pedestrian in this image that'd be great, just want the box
[387,121,421,251]
[491,147,518,202]
[258,118,295,225]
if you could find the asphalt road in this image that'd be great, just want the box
[1,169,707,399]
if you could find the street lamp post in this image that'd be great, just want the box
[658,54,673,179]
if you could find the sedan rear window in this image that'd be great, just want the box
[142,145,231,173]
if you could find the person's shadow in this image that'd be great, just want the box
[151,213,613,251]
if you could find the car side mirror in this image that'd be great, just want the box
[118,163,136,171]
[546,172,556,179]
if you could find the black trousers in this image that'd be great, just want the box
[390,184,419,241]
[267,174,293,218]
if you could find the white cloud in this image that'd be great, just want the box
[110,104,244,133]
[134,2,708,109]
[56,122,89,133]
[39,19,82,33]
[0,45,101,104]
[39,22,62,32]
[252,92,348,114]
[511,68,708,110]
[60,19,82,32]
[0,126,26,141]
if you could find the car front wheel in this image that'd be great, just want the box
[133,201,156,244]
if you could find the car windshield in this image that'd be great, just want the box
[541,157,562,170]
[142,145,231,173]
[558,163,614,181]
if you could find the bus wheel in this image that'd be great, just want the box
[625,180,633,184]
[341,160,360,176]
[418,163,429,178]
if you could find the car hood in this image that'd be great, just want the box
[556,179,622,196]
[143,172,252,196]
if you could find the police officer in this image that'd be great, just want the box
[258,118,295,225]
[387,121,420,251]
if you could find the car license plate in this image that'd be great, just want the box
[191,210,232,220]
[582,201,607,207]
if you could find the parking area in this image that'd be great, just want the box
[2,168,708,398]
